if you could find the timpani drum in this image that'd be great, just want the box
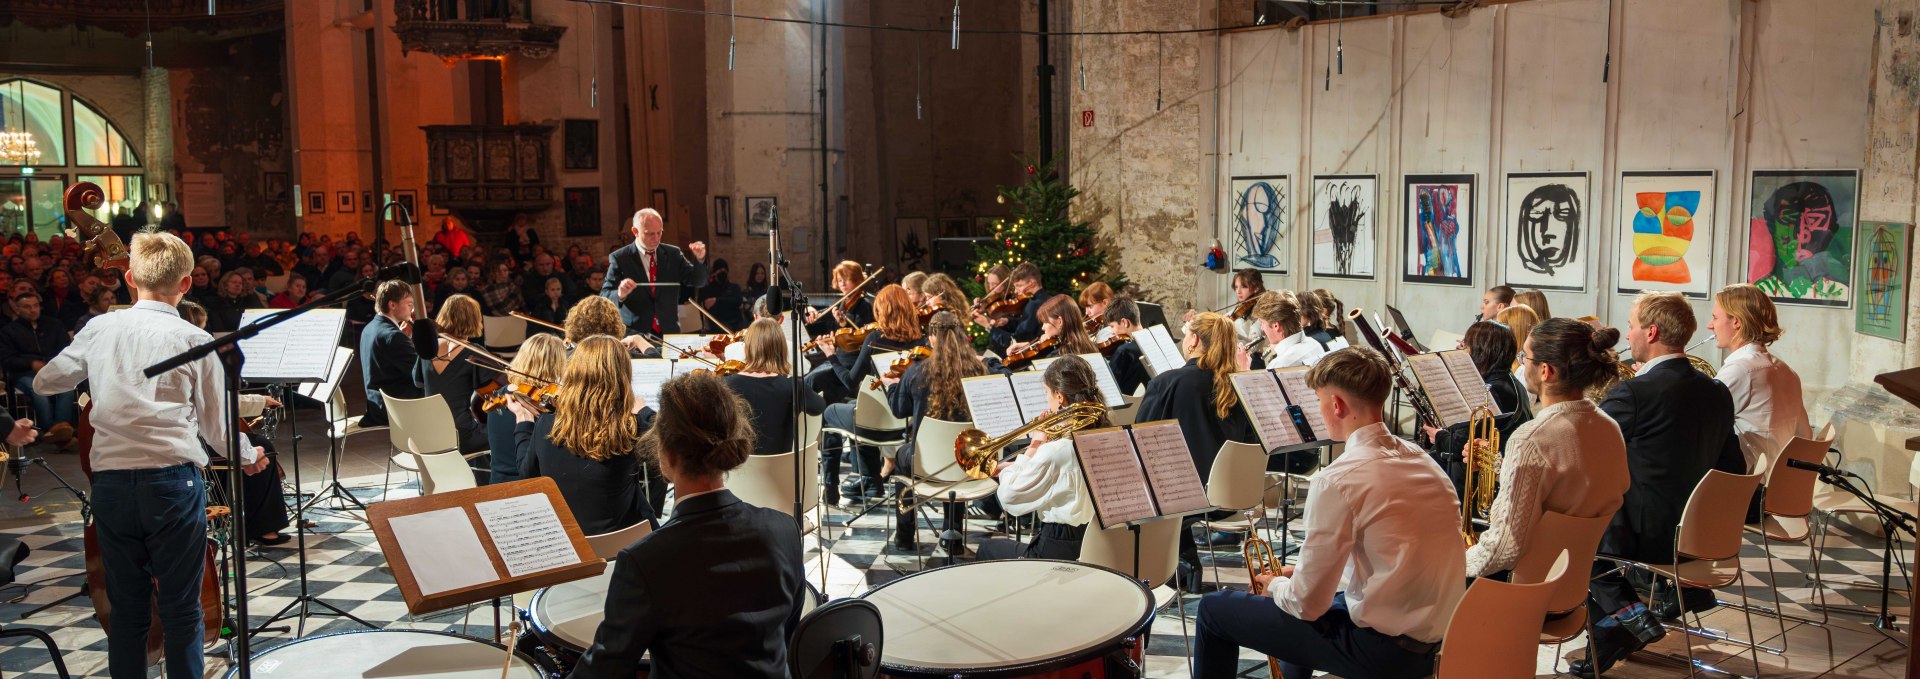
[859,559,1154,678]
[521,570,822,677]
[225,630,546,678]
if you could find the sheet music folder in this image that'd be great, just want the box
[1405,349,1504,427]
[367,477,607,615]
[236,308,346,383]
[1228,367,1332,455]
[1072,420,1214,530]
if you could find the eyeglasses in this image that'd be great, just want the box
[1518,351,1536,365]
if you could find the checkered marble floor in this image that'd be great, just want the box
[0,471,1909,678]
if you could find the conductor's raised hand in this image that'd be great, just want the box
[617,278,639,299]
[687,241,707,261]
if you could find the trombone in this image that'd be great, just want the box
[901,402,1109,512]
[1244,536,1285,678]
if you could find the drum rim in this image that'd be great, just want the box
[526,577,826,657]
[856,558,1155,677]
[223,629,544,678]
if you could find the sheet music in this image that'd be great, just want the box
[869,351,905,383]
[1428,329,1465,353]
[630,359,677,410]
[474,493,581,576]
[1273,367,1329,440]
[1231,370,1303,449]
[387,507,501,596]
[962,375,1024,440]
[1071,426,1156,528]
[660,334,702,360]
[1009,371,1051,423]
[1407,352,1472,426]
[1131,420,1212,517]
[237,308,344,383]
[1076,353,1128,408]
[1137,325,1185,377]
[1440,350,1503,415]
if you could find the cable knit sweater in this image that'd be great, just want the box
[1465,399,1631,577]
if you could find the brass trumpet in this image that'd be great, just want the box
[902,401,1109,512]
[1244,536,1285,678]
[1460,405,1501,546]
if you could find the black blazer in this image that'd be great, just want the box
[358,314,433,427]
[0,317,70,381]
[804,295,874,337]
[1598,357,1744,563]
[517,410,658,534]
[988,289,1053,354]
[723,374,827,456]
[829,333,924,395]
[569,489,806,679]
[1106,339,1149,397]
[601,243,708,335]
[425,345,498,453]
[1137,358,1257,476]
[1429,370,1533,492]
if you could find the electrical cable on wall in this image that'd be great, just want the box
[569,0,1462,38]
[950,0,960,49]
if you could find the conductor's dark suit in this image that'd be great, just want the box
[600,242,708,335]
[568,489,806,679]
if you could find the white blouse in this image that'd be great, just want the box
[1464,399,1630,577]
[994,438,1094,527]
[1717,343,1811,469]
[1264,332,1326,369]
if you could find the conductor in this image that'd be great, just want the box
[602,208,709,335]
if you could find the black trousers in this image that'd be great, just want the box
[978,521,1086,561]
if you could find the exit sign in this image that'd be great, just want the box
[1080,110,1095,127]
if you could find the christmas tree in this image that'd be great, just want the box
[965,157,1115,299]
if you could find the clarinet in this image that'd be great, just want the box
[1348,308,1443,432]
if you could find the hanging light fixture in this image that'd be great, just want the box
[0,81,43,165]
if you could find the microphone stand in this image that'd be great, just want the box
[1808,468,1917,631]
[769,208,827,594]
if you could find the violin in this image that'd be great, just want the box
[818,323,877,354]
[1230,297,1257,321]
[479,382,561,414]
[917,301,946,325]
[869,346,932,390]
[1096,332,1133,358]
[982,292,1033,322]
[1003,335,1060,371]
[1084,314,1107,333]
[705,332,741,357]
[690,359,747,377]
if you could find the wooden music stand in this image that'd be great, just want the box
[367,478,607,615]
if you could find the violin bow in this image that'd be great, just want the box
[509,310,567,333]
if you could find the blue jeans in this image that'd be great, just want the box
[91,464,207,679]
[1192,591,1436,679]
[13,374,75,427]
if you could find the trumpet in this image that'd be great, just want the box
[1460,405,1501,546]
[902,402,1109,512]
[1244,536,1286,678]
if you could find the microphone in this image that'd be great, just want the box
[373,262,422,284]
[1787,458,1848,477]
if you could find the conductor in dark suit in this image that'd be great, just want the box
[569,370,805,679]
[1576,292,1744,677]
[601,208,708,335]
[359,280,437,427]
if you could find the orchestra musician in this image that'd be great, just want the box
[569,371,806,679]
[1422,321,1533,496]
[1227,269,1265,347]
[900,271,927,306]
[427,294,496,454]
[1308,288,1353,351]
[818,285,925,501]
[602,208,709,336]
[880,311,994,548]
[1192,347,1464,679]
[919,273,970,320]
[1707,283,1809,469]
[1514,289,1552,320]
[178,301,294,547]
[1099,296,1149,396]
[975,262,1051,355]
[1009,295,1099,361]
[1466,319,1629,580]
[1252,292,1325,370]
[1296,289,1335,350]
[359,279,437,427]
[1576,292,1745,677]
[1478,284,1514,322]
[506,335,658,534]
[485,333,566,484]
[36,230,268,679]
[978,356,1109,560]
[804,260,876,337]
[1079,281,1115,337]
[1495,304,1541,392]
[1137,312,1256,586]
[566,295,657,356]
[724,318,827,456]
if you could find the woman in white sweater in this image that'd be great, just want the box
[988,355,1112,560]
[1707,283,1810,470]
[1466,318,1632,578]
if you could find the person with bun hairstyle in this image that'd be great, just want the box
[1707,283,1809,469]
[1465,318,1629,579]
[568,370,806,679]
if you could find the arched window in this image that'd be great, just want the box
[0,79,145,237]
[73,99,139,167]
[0,80,66,167]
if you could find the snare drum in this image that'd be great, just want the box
[522,571,822,677]
[227,629,545,678]
[859,559,1153,678]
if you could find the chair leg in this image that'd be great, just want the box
[1174,580,1193,679]
[1201,520,1218,588]
[1760,536,1790,651]
[0,627,72,679]
[1739,581,1763,678]
[1811,515,1830,626]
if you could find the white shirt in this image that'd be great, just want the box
[1716,344,1810,469]
[36,300,257,471]
[1263,332,1326,369]
[1464,400,1629,577]
[994,438,1094,527]
[1269,422,1464,642]
[1233,316,1263,348]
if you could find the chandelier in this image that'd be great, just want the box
[0,81,41,165]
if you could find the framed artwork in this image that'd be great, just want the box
[336,191,354,213]
[1855,221,1911,341]
[745,196,778,237]
[1310,174,1376,280]
[430,202,450,216]
[1402,174,1476,286]
[565,187,601,237]
[973,216,999,235]
[713,196,733,236]
[563,119,598,170]
[1229,175,1289,273]
[393,189,418,223]
[306,192,325,215]
[940,217,971,240]
[1748,169,1859,307]
[362,191,374,213]
[263,173,289,204]
[1616,170,1715,297]
[896,218,930,272]
[649,189,668,219]
[1503,172,1590,292]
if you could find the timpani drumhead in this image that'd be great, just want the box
[859,559,1153,675]
[229,630,544,678]
[530,570,823,652]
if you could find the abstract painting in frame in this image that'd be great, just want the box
[1855,221,1910,342]
[745,196,777,237]
[1747,169,1859,307]
[1503,172,1590,292]
[1228,175,1288,273]
[1402,174,1475,286]
[1310,175,1376,280]
[1616,171,1715,298]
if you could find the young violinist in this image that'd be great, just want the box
[485,333,566,484]
[1100,296,1149,396]
[920,273,970,321]
[879,311,994,547]
[506,335,657,534]
[804,260,875,336]
[818,284,925,501]
[1079,281,1115,339]
[979,355,1110,560]
[1229,268,1265,346]
[359,279,436,427]
[428,294,496,454]
[901,271,928,307]
[723,318,827,456]
[1137,312,1257,588]
[1007,295,1098,368]
[976,261,1051,356]
[565,295,656,356]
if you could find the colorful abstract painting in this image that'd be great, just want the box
[1854,221,1910,342]
[1615,171,1715,297]
[1229,175,1289,273]
[1311,175,1376,280]
[1747,169,1859,307]
[1403,174,1475,286]
[1503,172,1590,292]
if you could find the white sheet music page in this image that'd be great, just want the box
[1231,370,1302,449]
[1008,371,1051,422]
[475,493,581,576]
[1071,426,1156,528]
[1440,350,1503,415]
[630,359,676,411]
[660,334,703,360]
[869,350,905,379]
[1407,352,1472,427]
[387,507,500,596]
[1076,353,1129,408]
[961,375,1023,440]
[237,308,344,382]
[1273,367,1329,441]
[1138,325,1185,377]
[1130,420,1213,517]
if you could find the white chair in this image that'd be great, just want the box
[821,382,910,500]
[730,444,823,535]
[411,449,479,496]
[1108,395,1140,426]
[585,520,654,559]
[482,315,527,357]
[1435,551,1574,679]
[1199,441,1267,585]
[383,391,485,499]
[1078,518,1189,663]
[906,417,997,564]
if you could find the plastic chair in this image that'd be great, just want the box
[585,520,654,559]
[1199,441,1266,584]
[383,391,483,498]
[787,598,884,679]
[1435,550,1573,679]
[411,449,479,496]
[730,444,823,535]
[482,315,527,356]
[1509,512,1610,673]
[1739,436,1835,634]
[904,417,996,565]
[1108,395,1140,426]
[1077,518,1189,665]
